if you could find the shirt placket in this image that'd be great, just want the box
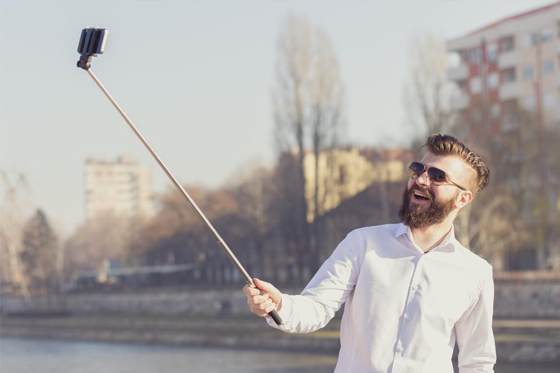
[390,251,429,373]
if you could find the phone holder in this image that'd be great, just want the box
[77,28,109,70]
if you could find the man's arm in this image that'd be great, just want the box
[243,230,365,334]
[455,266,496,373]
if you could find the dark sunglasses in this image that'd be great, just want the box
[408,162,467,191]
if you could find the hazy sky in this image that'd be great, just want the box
[0,0,555,236]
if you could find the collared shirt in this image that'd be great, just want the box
[267,223,496,373]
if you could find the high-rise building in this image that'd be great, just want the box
[85,156,155,219]
[447,2,560,135]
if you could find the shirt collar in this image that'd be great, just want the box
[395,222,458,253]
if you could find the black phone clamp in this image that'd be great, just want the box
[77,28,109,70]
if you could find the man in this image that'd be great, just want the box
[244,134,496,373]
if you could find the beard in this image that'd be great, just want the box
[398,184,458,229]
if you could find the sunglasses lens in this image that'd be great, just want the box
[428,167,446,184]
[409,162,424,178]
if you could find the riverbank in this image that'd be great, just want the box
[1,314,559,364]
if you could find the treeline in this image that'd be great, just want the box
[2,17,559,297]
[64,153,406,289]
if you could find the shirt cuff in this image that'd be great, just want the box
[266,293,292,329]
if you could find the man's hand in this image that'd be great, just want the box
[243,278,282,318]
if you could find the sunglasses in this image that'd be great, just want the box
[408,162,467,191]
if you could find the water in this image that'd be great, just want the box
[1,337,557,373]
[0,338,336,373]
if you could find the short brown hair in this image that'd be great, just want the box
[425,134,489,194]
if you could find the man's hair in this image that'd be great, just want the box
[424,134,489,194]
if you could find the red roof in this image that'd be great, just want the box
[467,1,560,36]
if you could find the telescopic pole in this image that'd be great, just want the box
[77,28,282,325]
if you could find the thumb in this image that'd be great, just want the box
[254,278,281,303]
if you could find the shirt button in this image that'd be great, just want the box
[396,346,404,353]
[404,314,411,320]
[412,285,418,291]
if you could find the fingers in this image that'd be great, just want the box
[242,279,281,318]
[253,278,281,304]
[242,284,261,297]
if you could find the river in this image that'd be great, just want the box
[0,337,557,373]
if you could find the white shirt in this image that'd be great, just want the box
[267,223,496,373]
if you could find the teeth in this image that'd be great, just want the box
[414,191,430,200]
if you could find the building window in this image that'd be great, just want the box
[544,92,556,109]
[491,104,501,118]
[543,60,554,75]
[488,72,500,89]
[470,76,482,93]
[522,66,534,80]
[469,48,481,63]
[472,109,482,123]
[487,43,498,62]
[523,97,535,110]
[521,33,532,49]
[503,99,518,115]
[541,29,553,43]
[502,67,516,83]
[501,35,514,52]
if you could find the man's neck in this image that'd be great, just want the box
[410,221,453,253]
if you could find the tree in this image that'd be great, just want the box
[0,170,32,297]
[20,209,61,294]
[402,34,532,270]
[272,14,345,276]
[403,33,455,141]
[64,211,135,280]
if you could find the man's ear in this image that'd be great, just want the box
[456,190,473,208]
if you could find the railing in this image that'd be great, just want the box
[494,270,560,280]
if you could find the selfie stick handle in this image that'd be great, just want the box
[85,69,283,326]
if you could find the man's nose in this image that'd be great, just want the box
[416,171,431,187]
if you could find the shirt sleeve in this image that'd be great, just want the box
[455,266,497,373]
[266,230,364,333]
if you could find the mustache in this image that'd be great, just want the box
[408,185,435,201]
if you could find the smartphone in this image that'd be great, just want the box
[78,28,109,57]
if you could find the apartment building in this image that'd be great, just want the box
[447,2,560,134]
[447,3,560,271]
[85,156,155,219]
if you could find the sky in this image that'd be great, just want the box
[0,0,556,237]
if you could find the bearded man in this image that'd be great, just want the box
[244,134,496,373]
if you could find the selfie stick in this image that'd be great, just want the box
[77,28,282,325]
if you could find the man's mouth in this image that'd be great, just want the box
[412,190,431,202]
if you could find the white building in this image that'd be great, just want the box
[447,2,560,132]
[85,156,155,219]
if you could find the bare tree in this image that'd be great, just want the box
[403,34,534,269]
[64,211,134,279]
[272,14,345,275]
[0,170,31,297]
[451,100,541,270]
[403,33,455,141]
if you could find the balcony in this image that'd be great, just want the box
[499,81,521,101]
[447,64,468,81]
[450,92,469,111]
[498,50,519,69]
